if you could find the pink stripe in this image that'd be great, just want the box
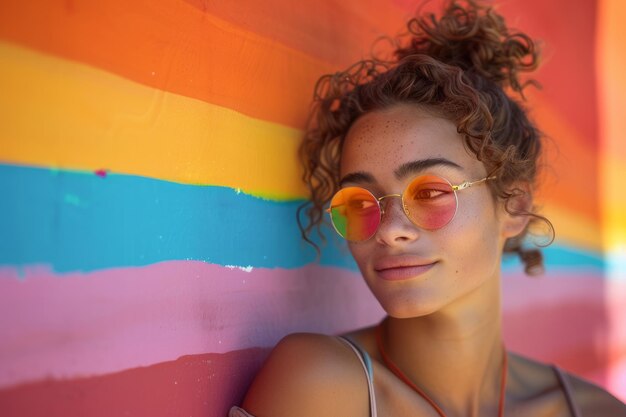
[502,273,626,391]
[502,272,613,311]
[1,265,624,394]
[0,262,384,388]
[607,280,626,350]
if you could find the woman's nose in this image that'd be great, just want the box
[375,197,420,245]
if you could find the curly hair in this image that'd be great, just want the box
[297,0,554,275]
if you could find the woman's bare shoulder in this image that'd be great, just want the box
[240,333,370,417]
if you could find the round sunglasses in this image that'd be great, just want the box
[327,174,496,242]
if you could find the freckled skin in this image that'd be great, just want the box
[340,104,508,319]
[240,103,626,417]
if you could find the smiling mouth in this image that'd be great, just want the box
[375,262,437,281]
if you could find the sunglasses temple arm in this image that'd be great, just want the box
[453,176,496,191]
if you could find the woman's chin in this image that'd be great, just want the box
[378,297,443,319]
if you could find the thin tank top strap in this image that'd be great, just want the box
[338,336,378,417]
[228,405,255,417]
[552,365,583,417]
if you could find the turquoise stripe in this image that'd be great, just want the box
[0,164,606,274]
[0,164,355,272]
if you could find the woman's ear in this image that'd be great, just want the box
[500,181,533,239]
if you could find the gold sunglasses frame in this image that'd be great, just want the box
[326,174,497,240]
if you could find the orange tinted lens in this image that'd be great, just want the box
[329,187,380,241]
[403,175,457,230]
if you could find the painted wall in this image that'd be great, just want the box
[0,1,624,416]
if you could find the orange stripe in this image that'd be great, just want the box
[0,0,339,128]
[0,0,402,128]
[500,0,600,146]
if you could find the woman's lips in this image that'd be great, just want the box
[375,263,437,281]
[374,256,437,281]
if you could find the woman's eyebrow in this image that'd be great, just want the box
[339,158,463,187]
[339,172,375,187]
[395,158,463,179]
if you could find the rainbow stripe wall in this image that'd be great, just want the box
[0,0,624,415]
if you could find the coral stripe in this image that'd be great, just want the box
[497,0,599,145]
[0,42,305,199]
[0,262,383,388]
[0,347,624,417]
[181,0,409,66]
[0,348,270,417]
[529,92,602,226]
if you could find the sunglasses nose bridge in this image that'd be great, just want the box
[377,193,403,215]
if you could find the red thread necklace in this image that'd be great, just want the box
[375,322,508,417]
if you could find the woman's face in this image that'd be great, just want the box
[339,104,512,318]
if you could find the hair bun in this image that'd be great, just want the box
[395,0,539,94]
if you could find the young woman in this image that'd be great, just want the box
[230,1,626,415]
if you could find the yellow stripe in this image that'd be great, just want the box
[602,156,626,248]
[542,203,602,252]
[600,154,626,281]
[0,41,305,200]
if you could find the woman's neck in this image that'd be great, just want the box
[381,275,505,417]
